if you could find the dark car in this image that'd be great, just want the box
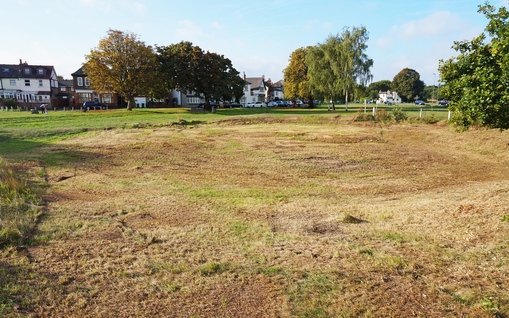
[83,101,107,110]
[226,102,242,108]
[384,100,393,105]
[414,100,425,105]
[439,99,449,106]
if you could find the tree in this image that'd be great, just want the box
[421,85,438,102]
[391,68,425,102]
[156,41,244,110]
[83,29,158,110]
[366,80,391,100]
[306,26,373,111]
[284,47,314,107]
[439,2,509,130]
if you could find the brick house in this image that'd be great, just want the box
[71,67,119,109]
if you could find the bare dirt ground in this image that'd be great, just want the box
[3,116,509,317]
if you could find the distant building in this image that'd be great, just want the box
[71,67,120,108]
[0,60,58,108]
[378,90,401,104]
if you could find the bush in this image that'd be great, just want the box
[2,99,18,107]
[392,106,408,123]
[375,109,393,123]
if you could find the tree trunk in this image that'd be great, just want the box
[345,88,349,111]
[126,96,136,110]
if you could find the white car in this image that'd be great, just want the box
[245,101,266,108]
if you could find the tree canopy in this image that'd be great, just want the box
[156,41,244,109]
[306,26,373,110]
[83,29,158,110]
[283,47,313,106]
[390,68,425,103]
[366,80,391,100]
[439,2,509,130]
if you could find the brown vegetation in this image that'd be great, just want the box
[2,117,509,317]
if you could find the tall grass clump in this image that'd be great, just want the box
[0,158,41,247]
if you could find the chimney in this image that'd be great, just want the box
[20,59,23,65]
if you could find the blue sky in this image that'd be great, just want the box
[2,0,507,86]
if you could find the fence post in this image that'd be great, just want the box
[448,110,451,121]
[420,108,423,118]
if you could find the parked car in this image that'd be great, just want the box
[439,99,449,106]
[83,101,107,110]
[384,100,393,105]
[245,101,266,108]
[414,100,425,105]
[226,102,242,108]
[267,101,277,107]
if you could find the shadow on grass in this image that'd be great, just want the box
[0,258,67,316]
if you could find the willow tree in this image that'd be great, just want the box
[84,29,158,110]
[307,26,373,111]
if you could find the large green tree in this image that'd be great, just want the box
[390,68,425,102]
[366,80,391,100]
[284,47,314,107]
[439,2,509,130]
[156,41,244,110]
[83,29,158,110]
[306,26,373,111]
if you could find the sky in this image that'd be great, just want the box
[2,0,507,86]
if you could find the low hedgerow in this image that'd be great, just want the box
[0,158,42,247]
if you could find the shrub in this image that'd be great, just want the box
[392,106,408,123]
[375,109,393,123]
[2,99,18,107]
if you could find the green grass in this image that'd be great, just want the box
[0,158,42,247]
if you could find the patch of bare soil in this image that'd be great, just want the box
[5,119,509,317]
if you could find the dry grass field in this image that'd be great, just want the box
[2,115,509,317]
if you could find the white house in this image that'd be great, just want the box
[240,75,268,106]
[378,90,402,104]
[0,60,58,107]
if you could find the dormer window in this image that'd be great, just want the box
[38,68,44,75]
[24,68,30,74]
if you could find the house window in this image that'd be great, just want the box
[187,96,200,104]
[9,79,16,86]
[24,68,30,74]
[78,93,89,103]
[38,69,44,75]
[39,80,43,87]
[60,87,67,92]
[25,80,30,86]
[77,77,83,86]
[102,94,112,103]
[84,77,90,86]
